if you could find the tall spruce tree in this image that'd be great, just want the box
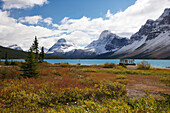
[5,52,9,65]
[40,46,45,62]
[32,36,39,60]
[20,48,39,78]
[0,50,1,62]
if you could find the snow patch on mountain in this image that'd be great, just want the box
[86,30,129,55]
[156,8,170,22]
[8,44,23,51]
[47,38,77,54]
[114,36,147,55]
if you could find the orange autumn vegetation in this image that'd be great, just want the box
[0,62,170,112]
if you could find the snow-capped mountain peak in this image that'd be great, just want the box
[47,38,76,54]
[156,8,170,22]
[99,30,113,40]
[8,44,23,51]
[86,30,129,55]
[57,38,67,44]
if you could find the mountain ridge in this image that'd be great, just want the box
[45,8,170,59]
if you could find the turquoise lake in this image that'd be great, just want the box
[43,59,170,67]
[6,59,170,67]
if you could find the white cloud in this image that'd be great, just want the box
[58,0,170,39]
[0,0,170,51]
[0,10,64,50]
[18,15,42,24]
[43,17,52,25]
[61,17,69,24]
[106,10,112,18]
[52,24,59,28]
[2,0,48,9]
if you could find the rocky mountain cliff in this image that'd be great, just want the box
[97,8,170,59]
[86,30,129,54]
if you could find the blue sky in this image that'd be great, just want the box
[0,0,169,50]
[1,0,136,24]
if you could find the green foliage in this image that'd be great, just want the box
[54,71,61,76]
[0,50,1,61]
[137,60,151,70]
[32,36,39,59]
[160,77,170,86]
[20,48,39,78]
[39,46,45,62]
[160,77,170,83]
[5,52,9,65]
[116,75,129,85]
[10,61,18,65]
[103,62,116,68]
[116,75,128,79]
[1,68,7,79]
[81,68,98,72]
[82,68,170,76]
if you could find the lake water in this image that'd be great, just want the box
[5,59,170,67]
[43,59,170,67]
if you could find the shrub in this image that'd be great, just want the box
[94,81,127,101]
[160,77,170,83]
[55,71,61,76]
[10,61,18,65]
[116,75,128,85]
[116,79,129,85]
[121,63,127,68]
[103,62,116,68]
[137,60,150,70]
[116,75,128,79]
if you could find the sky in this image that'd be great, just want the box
[0,0,170,50]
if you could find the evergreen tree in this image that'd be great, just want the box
[32,36,39,59]
[39,46,45,62]
[0,50,1,62]
[5,52,9,65]
[20,48,39,78]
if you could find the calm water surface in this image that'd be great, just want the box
[7,59,170,67]
[43,59,170,67]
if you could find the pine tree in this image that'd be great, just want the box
[32,36,39,60]
[0,50,1,62]
[20,48,39,78]
[5,52,9,65]
[40,46,45,62]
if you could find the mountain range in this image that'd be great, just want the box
[45,8,170,59]
[3,8,170,59]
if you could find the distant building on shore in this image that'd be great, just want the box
[119,59,136,66]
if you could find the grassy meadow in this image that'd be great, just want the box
[0,61,170,112]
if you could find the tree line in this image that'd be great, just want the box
[0,36,45,78]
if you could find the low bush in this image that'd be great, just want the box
[160,77,170,83]
[116,75,128,85]
[160,77,170,86]
[54,71,61,76]
[116,75,128,79]
[103,62,116,68]
[10,61,18,65]
[137,60,151,70]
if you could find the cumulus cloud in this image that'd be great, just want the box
[18,15,42,24]
[0,0,170,51]
[43,17,52,25]
[57,0,170,38]
[2,0,48,9]
[0,10,64,50]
